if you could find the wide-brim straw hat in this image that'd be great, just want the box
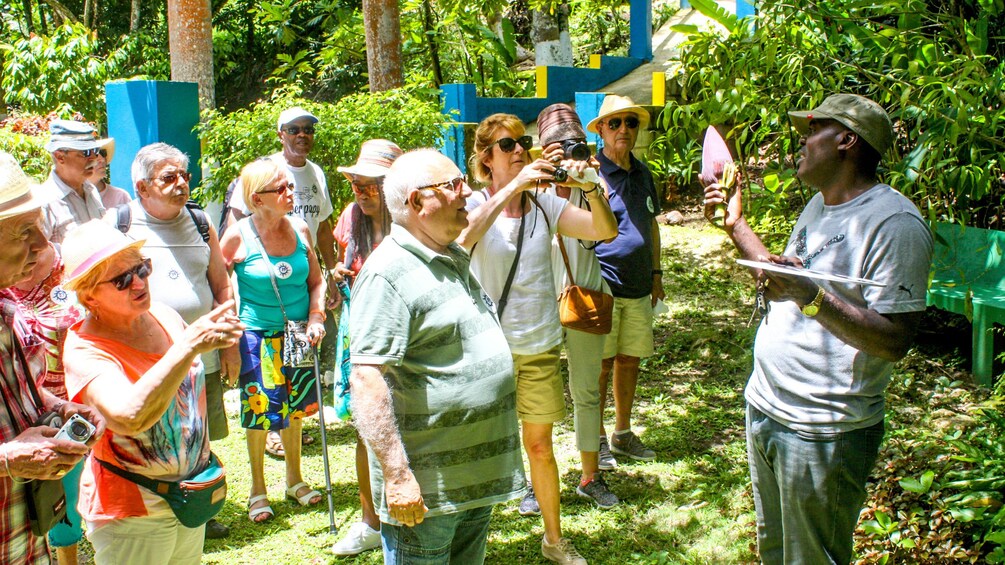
[0,151,47,221]
[44,119,113,154]
[338,139,404,179]
[62,220,146,291]
[586,94,651,134]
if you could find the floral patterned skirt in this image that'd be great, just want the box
[237,329,319,430]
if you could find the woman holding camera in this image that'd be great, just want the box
[219,158,326,524]
[459,113,616,564]
[61,220,244,565]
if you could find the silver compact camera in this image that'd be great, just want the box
[54,414,96,443]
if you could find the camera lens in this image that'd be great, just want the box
[68,421,89,441]
[561,140,591,161]
[552,167,568,183]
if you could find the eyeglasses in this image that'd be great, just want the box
[282,125,316,136]
[488,135,533,153]
[604,117,640,130]
[102,258,152,291]
[71,148,101,158]
[351,179,382,196]
[98,148,108,159]
[258,182,295,195]
[155,171,192,185]
[417,176,465,197]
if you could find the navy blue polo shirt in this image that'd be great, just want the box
[594,150,659,299]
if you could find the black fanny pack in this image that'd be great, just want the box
[96,453,227,528]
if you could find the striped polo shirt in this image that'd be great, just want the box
[350,224,525,524]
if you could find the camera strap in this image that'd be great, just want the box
[0,317,46,434]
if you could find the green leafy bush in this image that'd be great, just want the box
[0,127,49,180]
[197,87,451,211]
[658,0,1005,230]
[1,23,169,125]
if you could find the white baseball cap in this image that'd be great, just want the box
[277,107,319,131]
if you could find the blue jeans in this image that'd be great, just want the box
[381,505,494,565]
[746,404,884,565]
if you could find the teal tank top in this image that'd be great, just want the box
[234,217,311,331]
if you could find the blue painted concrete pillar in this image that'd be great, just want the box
[441,83,478,125]
[737,0,756,18]
[629,0,653,61]
[105,81,202,193]
[576,92,608,148]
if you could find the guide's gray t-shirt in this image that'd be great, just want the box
[746,184,933,433]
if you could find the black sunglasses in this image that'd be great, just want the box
[98,148,108,158]
[489,135,533,153]
[283,125,316,136]
[156,171,192,185]
[259,182,295,195]
[103,258,152,291]
[605,117,640,130]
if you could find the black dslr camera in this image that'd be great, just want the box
[552,138,591,183]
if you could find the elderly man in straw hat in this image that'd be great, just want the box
[0,151,106,564]
[704,93,932,564]
[39,120,113,244]
[585,95,664,469]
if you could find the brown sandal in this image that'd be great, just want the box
[265,431,285,458]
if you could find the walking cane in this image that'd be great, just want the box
[312,345,337,534]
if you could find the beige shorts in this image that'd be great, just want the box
[603,296,655,359]
[513,346,567,424]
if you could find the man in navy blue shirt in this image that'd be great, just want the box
[586,95,664,469]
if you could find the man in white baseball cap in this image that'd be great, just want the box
[39,119,113,243]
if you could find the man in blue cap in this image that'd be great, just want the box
[39,120,113,243]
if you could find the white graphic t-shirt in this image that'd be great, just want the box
[229,152,333,242]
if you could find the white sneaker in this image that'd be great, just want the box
[332,522,381,556]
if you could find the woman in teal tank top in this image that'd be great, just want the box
[219,158,327,523]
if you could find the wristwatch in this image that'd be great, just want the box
[801,286,826,317]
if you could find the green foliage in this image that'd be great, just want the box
[659,0,1005,230]
[1,22,169,125]
[0,128,49,180]
[197,87,449,210]
[855,370,1005,562]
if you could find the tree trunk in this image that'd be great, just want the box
[83,0,93,28]
[130,0,141,31]
[167,0,216,110]
[37,0,48,34]
[421,0,443,87]
[362,0,403,92]
[245,0,255,51]
[41,0,77,25]
[532,3,572,67]
[90,0,99,31]
[21,0,34,34]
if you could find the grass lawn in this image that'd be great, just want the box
[71,211,975,563]
[202,215,761,564]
